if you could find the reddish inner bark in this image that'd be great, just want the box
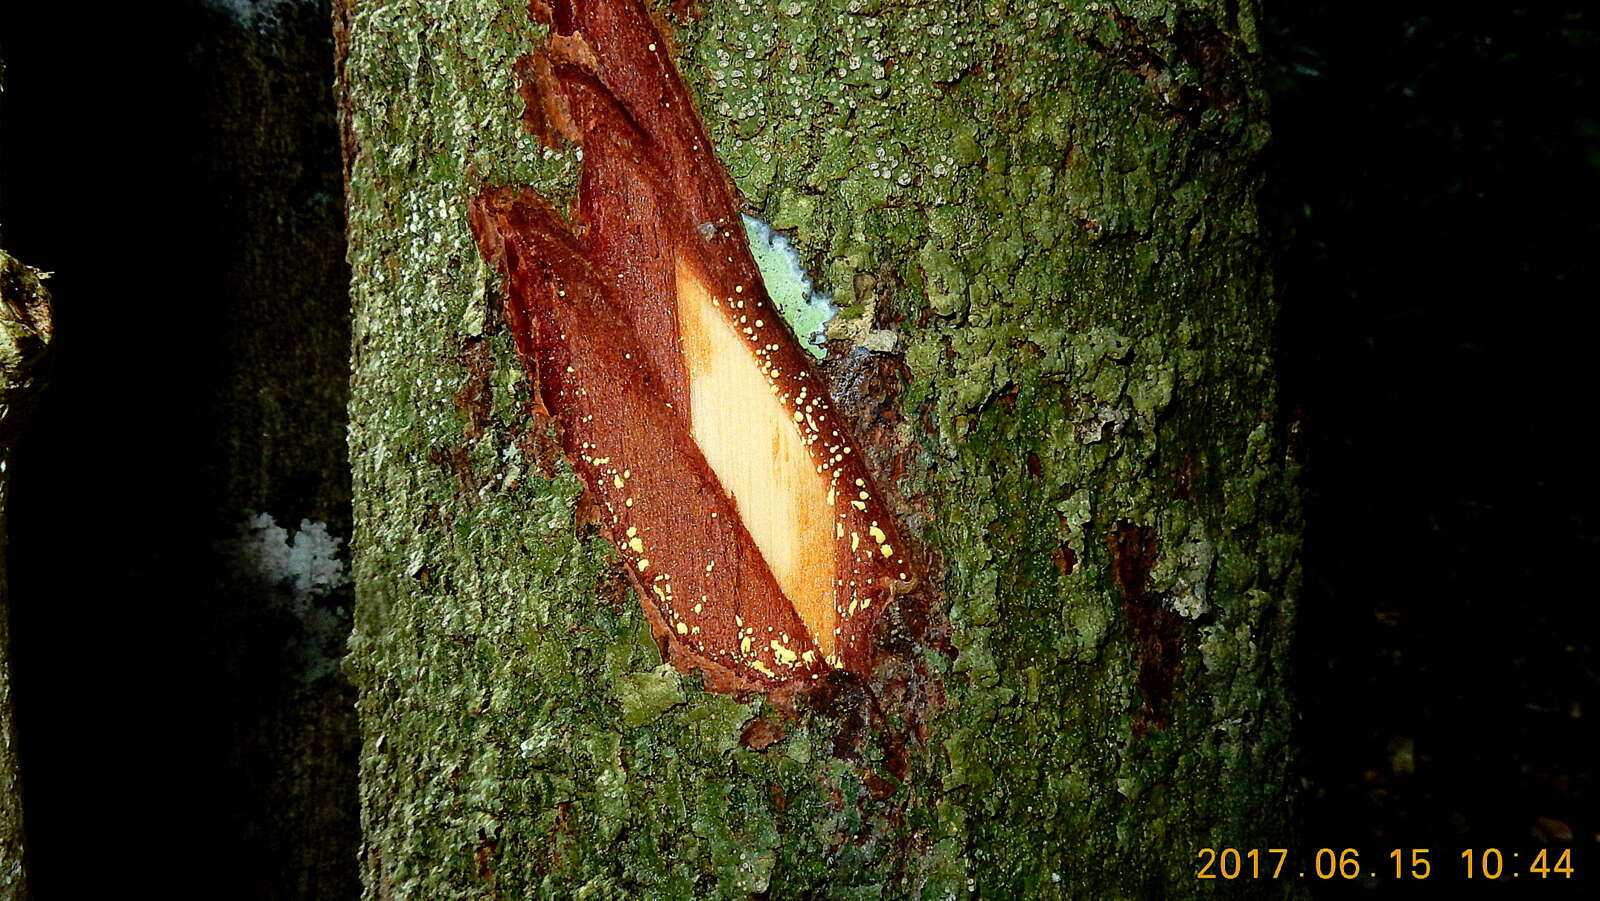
[470,0,914,692]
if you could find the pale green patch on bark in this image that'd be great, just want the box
[343,0,1298,897]
[742,214,835,357]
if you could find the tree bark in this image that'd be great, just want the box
[0,249,51,901]
[340,0,1298,896]
[191,5,362,896]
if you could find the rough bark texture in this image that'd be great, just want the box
[0,249,51,901]
[341,0,1298,896]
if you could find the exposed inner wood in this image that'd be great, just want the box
[470,0,919,689]
[675,256,839,657]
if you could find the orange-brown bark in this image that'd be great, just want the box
[470,0,914,691]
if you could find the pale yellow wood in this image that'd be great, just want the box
[675,257,838,657]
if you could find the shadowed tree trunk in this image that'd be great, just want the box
[339,0,1299,896]
[0,248,51,900]
[190,4,362,895]
[0,4,357,897]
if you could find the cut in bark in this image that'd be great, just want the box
[342,0,1300,893]
[470,0,915,692]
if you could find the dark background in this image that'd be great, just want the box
[0,2,357,897]
[1268,0,1597,889]
[1,0,1594,896]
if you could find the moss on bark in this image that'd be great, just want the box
[342,0,1298,896]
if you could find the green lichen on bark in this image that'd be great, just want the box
[1,248,53,899]
[342,0,1298,897]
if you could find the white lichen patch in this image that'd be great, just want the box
[230,512,350,610]
[224,512,351,682]
[1152,524,1217,620]
[825,294,900,353]
[1075,404,1130,445]
[742,214,835,357]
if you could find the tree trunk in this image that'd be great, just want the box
[0,4,357,896]
[0,249,52,901]
[340,0,1298,896]
[189,5,363,895]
